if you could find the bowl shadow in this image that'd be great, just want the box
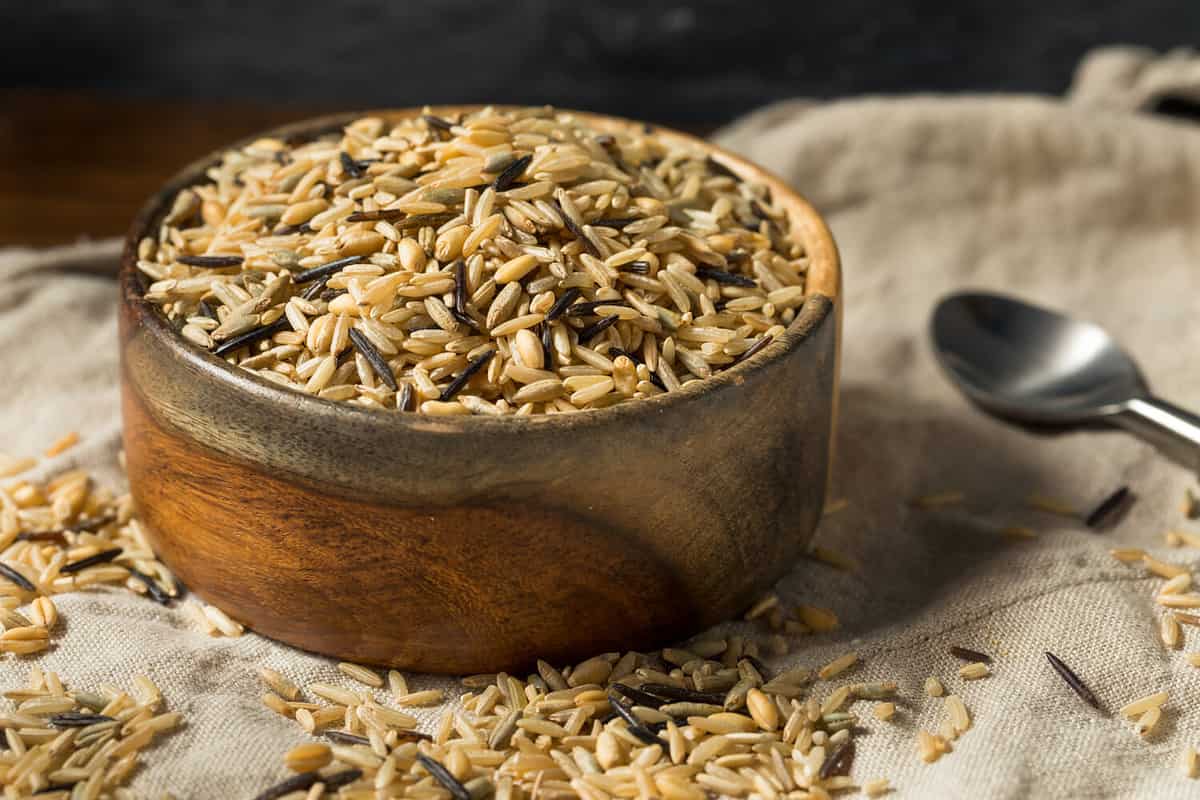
[774,382,1104,641]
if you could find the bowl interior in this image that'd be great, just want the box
[121,106,841,430]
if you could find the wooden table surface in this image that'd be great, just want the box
[0,91,718,248]
[0,91,335,247]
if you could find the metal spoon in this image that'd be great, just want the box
[931,291,1200,473]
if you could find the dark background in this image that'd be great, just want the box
[1,1,1196,245]
[3,1,1197,122]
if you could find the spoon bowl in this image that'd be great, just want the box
[931,292,1146,423]
[932,291,1200,474]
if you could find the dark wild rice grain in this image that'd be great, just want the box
[1045,651,1104,712]
[197,300,216,319]
[452,260,469,320]
[565,300,629,318]
[252,772,321,800]
[292,255,365,284]
[696,266,756,288]
[705,155,740,180]
[212,319,288,357]
[1185,488,1200,520]
[17,530,68,544]
[539,322,553,369]
[619,261,651,275]
[422,114,455,132]
[606,693,662,745]
[300,276,332,302]
[492,154,532,192]
[177,254,244,268]
[545,287,582,322]
[60,547,122,574]
[728,334,774,368]
[344,208,407,223]
[438,350,495,402]
[949,646,993,664]
[49,712,116,728]
[323,769,365,790]
[397,383,414,412]
[339,151,365,180]
[0,563,35,592]
[593,217,640,230]
[639,683,726,706]
[348,328,398,391]
[576,315,619,343]
[416,754,471,800]
[71,514,117,533]
[324,730,371,746]
[610,683,666,709]
[554,201,600,257]
[818,741,855,780]
[127,567,173,605]
[1085,486,1134,529]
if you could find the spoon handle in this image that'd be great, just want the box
[1114,396,1200,474]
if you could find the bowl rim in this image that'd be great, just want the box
[120,105,841,432]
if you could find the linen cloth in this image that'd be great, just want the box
[5,47,1200,798]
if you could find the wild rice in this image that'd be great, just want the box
[0,465,178,660]
[1186,489,1200,520]
[0,670,181,795]
[948,646,992,664]
[142,107,807,414]
[1085,486,1134,529]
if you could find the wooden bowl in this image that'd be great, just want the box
[118,108,841,673]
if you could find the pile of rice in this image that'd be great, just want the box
[136,107,809,415]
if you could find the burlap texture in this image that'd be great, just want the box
[5,47,1200,798]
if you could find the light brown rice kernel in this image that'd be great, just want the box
[1119,691,1168,719]
[796,604,839,632]
[141,108,806,415]
[924,676,944,698]
[338,662,384,688]
[864,778,891,797]
[817,652,858,680]
[958,662,990,680]
[1183,745,1199,778]
[285,742,333,772]
[44,432,80,458]
[260,667,300,701]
